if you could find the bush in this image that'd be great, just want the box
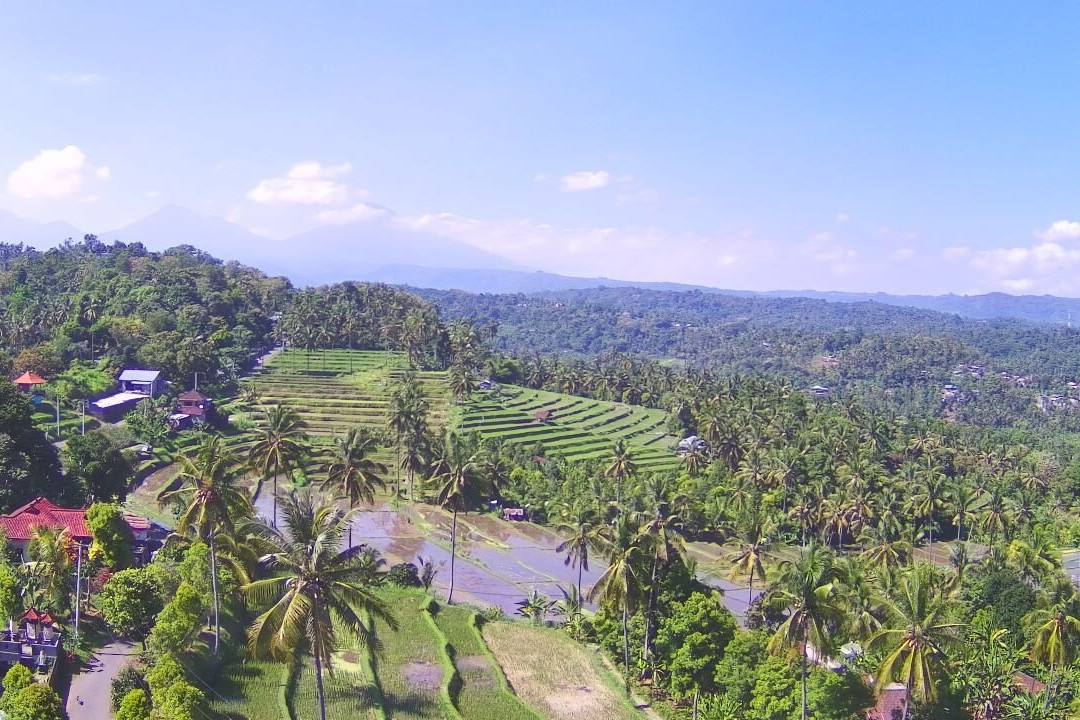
[7,683,64,720]
[111,662,147,710]
[87,502,135,568]
[115,688,151,720]
[0,664,32,712]
[386,562,422,588]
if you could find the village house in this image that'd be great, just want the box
[810,384,830,398]
[12,371,46,393]
[534,409,554,424]
[170,389,213,430]
[941,384,961,403]
[89,368,165,422]
[0,497,158,564]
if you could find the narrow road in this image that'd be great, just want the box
[66,640,138,720]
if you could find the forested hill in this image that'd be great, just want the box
[418,286,1080,422]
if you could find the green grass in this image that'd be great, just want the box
[371,588,446,720]
[209,658,288,720]
[433,604,540,720]
[291,657,379,720]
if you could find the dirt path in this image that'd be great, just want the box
[66,640,138,720]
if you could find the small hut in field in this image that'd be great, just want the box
[13,371,46,393]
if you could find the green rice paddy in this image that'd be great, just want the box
[459,386,679,471]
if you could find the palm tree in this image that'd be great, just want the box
[869,564,963,720]
[1025,587,1080,707]
[321,428,387,547]
[588,515,643,672]
[605,440,636,504]
[555,505,602,597]
[243,491,396,720]
[25,526,74,613]
[249,405,309,526]
[766,543,842,720]
[432,436,480,604]
[637,485,688,663]
[728,509,773,600]
[158,436,251,654]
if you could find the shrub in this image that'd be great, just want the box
[0,664,33,712]
[386,562,422,588]
[7,683,64,720]
[111,662,147,710]
[115,688,151,720]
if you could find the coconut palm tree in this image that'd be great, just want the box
[588,513,643,672]
[321,427,387,547]
[766,543,842,720]
[605,440,636,504]
[158,436,251,654]
[555,504,602,597]
[25,526,74,613]
[249,405,309,526]
[728,508,773,600]
[431,435,480,604]
[869,564,963,720]
[243,491,395,720]
[1024,586,1080,708]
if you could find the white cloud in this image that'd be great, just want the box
[247,161,354,205]
[889,247,915,261]
[1036,220,1080,242]
[836,212,850,222]
[95,166,111,180]
[7,145,90,199]
[315,202,389,225]
[146,190,160,199]
[560,170,610,192]
[533,173,548,183]
[47,72,105,85]
[942,246,972,259]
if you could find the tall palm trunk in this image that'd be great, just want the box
[692,688,699,720]
[577,561,583,600]
[210,534,220,655]
[901,678,911,720]
[622,603,630,672]
[447,508,457,604]
[314,650,327,720]
[801,638,808,720]
[642,555,659,663]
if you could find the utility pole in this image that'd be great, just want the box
[73,543,83,643]
[194,372,199,391]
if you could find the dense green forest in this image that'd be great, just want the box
[419,286,1080,430]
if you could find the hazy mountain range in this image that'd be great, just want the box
[3,205,1080,325]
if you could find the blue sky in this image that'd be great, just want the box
[3,2,1080,294]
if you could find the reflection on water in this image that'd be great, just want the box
[252,492,756,618]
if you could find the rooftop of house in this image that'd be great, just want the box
[118,369,161,382]
[178,389,209,402]
[13,371,46,385]
[0,497,149,542]
[92,391,149,409]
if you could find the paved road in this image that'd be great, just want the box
[66,640,138,720]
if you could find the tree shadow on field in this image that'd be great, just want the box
[383,690,438,719]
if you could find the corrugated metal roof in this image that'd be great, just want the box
[118,369,161,382]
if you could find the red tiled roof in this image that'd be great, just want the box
[13,371,46,385]
[178,389,208,402]
[20,608,39,622]
[0,497,150,542]
[0,498,91,541]
[867,684,906,720]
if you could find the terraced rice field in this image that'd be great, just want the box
[371,588,446,720]
[481,621,641,720]
[459,386,679,472]
[242,349,448,468]
[432,604,540,720]
[245,349,447,433]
